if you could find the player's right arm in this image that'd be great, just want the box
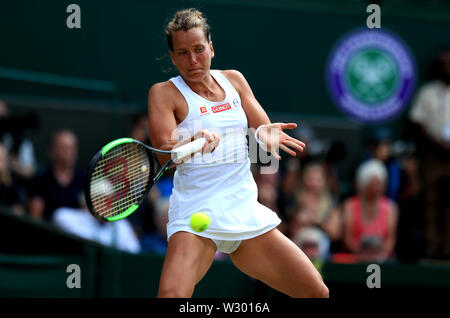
[147,82,180,165]
[223,70,305,160]
[147,82,219,165]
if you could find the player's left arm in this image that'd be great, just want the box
[222,69,270,129]
[222,69,305,159]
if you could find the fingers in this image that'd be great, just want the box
[194,129,213,141]
[282,140,304,153]
[289,136,306,148]
[197,130,220,154]
[279,144,297,157]
[259,124,305,160]
[265,122,297,133]
[278,127,305,147]
[267,123,305,146]
[270,148,281,160]
[271,144,296,160]
[203,132,220,153]
[279,122,297,130]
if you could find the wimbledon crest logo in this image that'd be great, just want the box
[326,28,416,123]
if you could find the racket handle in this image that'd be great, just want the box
[171,137,207,162]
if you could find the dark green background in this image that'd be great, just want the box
[1,1,450,171]
[1,0,450,113]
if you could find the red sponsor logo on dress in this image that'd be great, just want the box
[211,103,231,113]
[200,106,208,113]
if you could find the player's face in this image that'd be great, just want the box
[170,27,214,82]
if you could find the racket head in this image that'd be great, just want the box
[84,138,155,222]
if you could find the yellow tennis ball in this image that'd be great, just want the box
[190,212,210,232]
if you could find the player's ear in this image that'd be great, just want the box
[210,42,214,59]
[169,50,176,65]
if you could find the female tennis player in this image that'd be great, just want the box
[148,8,329,298]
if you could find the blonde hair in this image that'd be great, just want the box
[165,8,211,51]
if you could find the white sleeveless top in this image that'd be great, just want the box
[166,70,281,241]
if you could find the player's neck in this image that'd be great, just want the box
[184,73,221,99]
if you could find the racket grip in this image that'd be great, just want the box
[171,137,207,162]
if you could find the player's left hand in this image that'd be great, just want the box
[256,123,305,160]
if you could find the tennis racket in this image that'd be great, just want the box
[84,137,206,222]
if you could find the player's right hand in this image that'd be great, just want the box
[194,129,220,154]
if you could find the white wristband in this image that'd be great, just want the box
[254,125,267,147]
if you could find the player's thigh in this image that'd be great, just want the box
[158,231,216,297]
[230,228,328,298]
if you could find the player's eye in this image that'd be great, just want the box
[195,47,204,53]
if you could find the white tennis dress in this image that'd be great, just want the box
[166,70,281,252]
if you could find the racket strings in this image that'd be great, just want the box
[102,151,149,216]
[93,152,148,217]
[90,143,150,218]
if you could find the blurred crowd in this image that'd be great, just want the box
[0,47,449,265]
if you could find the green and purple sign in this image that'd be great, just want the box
[326,28,416,123]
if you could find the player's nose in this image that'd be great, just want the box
[189,52,198,65]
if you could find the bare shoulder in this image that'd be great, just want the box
[220,69,250,95]
[221,69,246,83]
[148,80,182,111]
[148,80,178,100]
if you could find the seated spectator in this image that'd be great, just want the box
[323,140,347,200]
[0,143,25,215]
[342,159,399,262]
[280,124,319,211]
[362,127,402,201]
[358,236,384,263]
[287,205,331,261]
[253,165,283,232]
[293,226,329,263]
[0,100,38,205]
[52,197,141,254]
[293,162,341,242]
[28,129,85,221]
[130,112,151,145]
